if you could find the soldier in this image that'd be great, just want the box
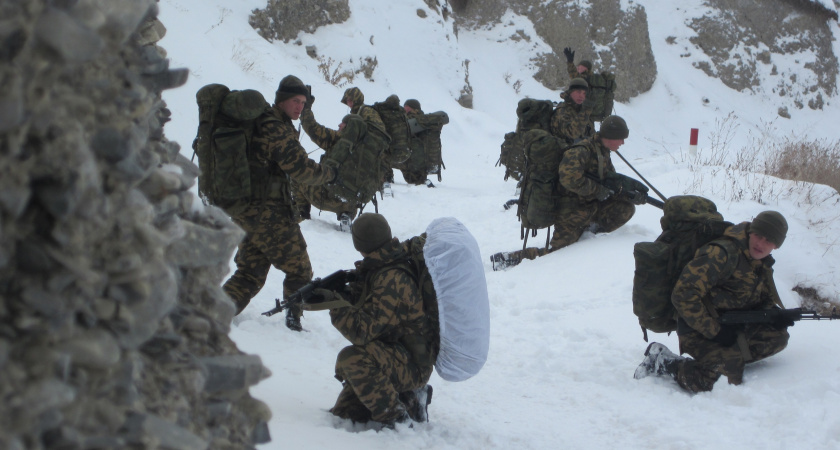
[491,115,641,270]
[298,92,380,230]
[403,98,421,114]
[302,213,437,428]
[563,47,593,83]
[635,212,792,392]
[222,75,336,331]
[342,87,394,187]
[550,77,595,145]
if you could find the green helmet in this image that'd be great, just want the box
[599,115,629,140]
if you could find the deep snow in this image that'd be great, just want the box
[158,1,840,448]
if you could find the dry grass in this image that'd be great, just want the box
[792,283,840,314]
[764,137,840,194]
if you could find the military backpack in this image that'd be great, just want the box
[323,115,389,207]
[496,98,555,182]
[406,111,449,182]
[587,72,617,122]
[371,99,412,166]
[516,129,568,239]
[632,195,733,341]
[390,217,490,382]
[192,83,275,216]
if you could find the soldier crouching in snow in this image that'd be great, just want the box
[635,211,792,392]
[301,213,437,428]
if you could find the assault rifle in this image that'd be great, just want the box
[719,307,840,325]
[585,172,664,209]
[261,269,354,317]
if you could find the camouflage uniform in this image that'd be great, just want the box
[567,61,591,83]
[550,90,594,145]
[222,106,335,315]
[296,108,358,219]
[515,134,635,260]
[329,238,435,423]
[672,222,789,392]
[342,87,394,184]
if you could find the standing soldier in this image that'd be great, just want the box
[222,75,336,331]
[551,77,595,145]
[302,213,437,428]
[635,212,792,392]
[491,115,643,270]
[564,47,593,83]
[342,87,394,188]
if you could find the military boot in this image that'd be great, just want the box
[285,306,303,332]
[399,385,433,423]
[378,402,411,430]
[338,213,353,233]
[490,252,521,271]
[634,342,685,380]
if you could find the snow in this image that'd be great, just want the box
[158,0,840,448]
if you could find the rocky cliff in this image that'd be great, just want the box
[0,1,271,448]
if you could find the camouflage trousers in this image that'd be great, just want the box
[294,183,358,220]
[516,198,636,260]
[676,321,790,392]
[222,204,313,316]
[330,341,433,423]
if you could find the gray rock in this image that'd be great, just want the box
[55,328,121,370]
[122,413,208,450]
[35,7,104,62]
[199,354,271,394]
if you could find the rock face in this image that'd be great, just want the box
[250,0,837,111]
[0,1,271,449]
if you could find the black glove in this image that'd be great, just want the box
[563,47,575,63]
[595,186,612,202]
[304,85,315,110]
[711,324,739,347]
[626,190,647,205]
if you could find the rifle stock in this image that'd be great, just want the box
[261,269,354,317]
[719,307,840,325]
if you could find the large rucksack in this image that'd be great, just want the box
[516,129,567,245]
[371,98,412,166]
[322,114,389,208]
[496,98,555,182]
[632,195,733,341]
[587,72,616,122]
[193,83,274,216]
[398,217,490,382]
[406,111,449,182]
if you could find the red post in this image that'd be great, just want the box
[689,128,699,156]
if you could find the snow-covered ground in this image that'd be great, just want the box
[158,1,840,448]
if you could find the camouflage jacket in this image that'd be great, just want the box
[330,239,428,354]
[550,92,594,145]
[299,108,341,151]
[247,107,335,215]
[355,104,387,133]
[672,222,780,339]
[557,134,616,201]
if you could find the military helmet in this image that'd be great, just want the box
[599,115,629,140]
[568,78,589,92]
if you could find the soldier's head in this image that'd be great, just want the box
[351,213,392,255]
[598,115,629,151]
[577,60,592,75]
[404,99,421,113]
[749,211,787,259]
[274,75,309,120]
[567,78,589,105]
[341,87,364,109]
[385,94,401,107]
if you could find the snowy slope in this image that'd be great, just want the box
[159,0,840,448]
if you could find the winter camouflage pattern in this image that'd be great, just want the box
[222,107,335,315]
[550,91,594,145]
[328,239,435,423]
[672,222,789,391]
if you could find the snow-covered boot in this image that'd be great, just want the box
[381,182,393,198]
[400,385,433,423]
[634,342,684,379]
[338,213,353,232]
[490,251,521,271]
[503,198,518,210]
[423,178,435,188]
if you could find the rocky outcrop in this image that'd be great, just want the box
[687,0,837,110]
[0,1,271,449]
[250,0,351,43]
[450,0,656,103]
